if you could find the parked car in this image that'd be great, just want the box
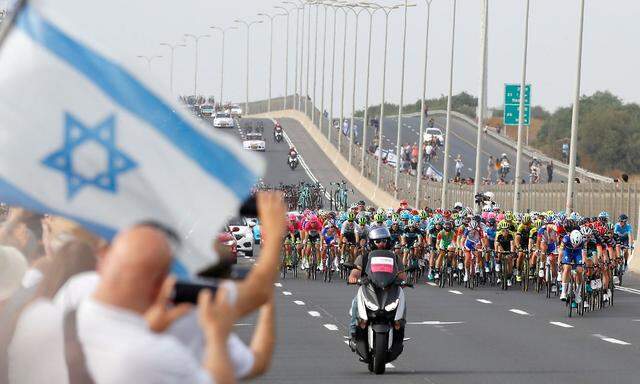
[213,231,238,264]
[424,127,444,146]
[228,216,254,256]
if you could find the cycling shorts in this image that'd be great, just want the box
[342,232,356,244]
[544,243,557,255]
[617,236,630,247]
[464,239,479,251]
[307,233,320,243]
[562,248,583,266]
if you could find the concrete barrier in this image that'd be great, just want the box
[248,110,400,209]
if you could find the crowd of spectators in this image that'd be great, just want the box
[0,192,287,384]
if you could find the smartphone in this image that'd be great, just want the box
[171,279,219,304]
[239,195,258,217]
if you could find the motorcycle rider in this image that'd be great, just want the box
[273,121,283,140]
[347,227,406,348]
[287,146,299,167]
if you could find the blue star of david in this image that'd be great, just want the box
[42,112,137,199]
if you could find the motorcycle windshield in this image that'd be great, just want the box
[365,250,398,288]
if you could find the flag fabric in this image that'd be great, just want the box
[0,2,264,274]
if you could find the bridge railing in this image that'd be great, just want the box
[244,95,639,224]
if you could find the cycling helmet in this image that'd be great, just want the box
[384,219,393,227]
[358,216,367,225]
[420,211,428,220]
[400,211,411,220]
[607,222,615,231]
[473,214,482,223]
[598,211,609,221]
[568,212,580,222]
[407,219,416,227]
[469,220,478,230]
[580,226,593,236]
[443,210,452,219]
[569,230,582,247]
[619,214,629,222]
[545,216,554,225]
[497,213,505,222]
[347,212,356,222]
[443,221,453,231]
[533,219,543,229]
[498,221,509,230]
[454,218,463,227]
[374,213,385,223]
[434,216,444,225]
[391,213,399,221]
[453,202,463,210]
[521,214,532,225]
[487,218,497,226]
[368,226,391,250]
[505,211,514,222]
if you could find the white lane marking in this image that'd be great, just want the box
[324,324,339,331]
[549,321,574,328]
[293,300,306,305]
[308,311,321,317]
[274,283,282,287]
[427,282,437,286]
[278,119,331,199]
[476,299,492,304]
[615,286,640,295]
[509,309,530,316]
[234,323,253,327]
[633,319,640,322]
[282,291,292,296]
[448,290,463,295]
[593,334,631,345]
[407,321,464,325]
[386,363,395,369]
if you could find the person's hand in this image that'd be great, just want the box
[6,207,33,224]
[198,287,235,342]
[145,276,192,333]
[257,192,287,242]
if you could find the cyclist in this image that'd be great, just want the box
[427,217,444,280]
[515,214,533,282]
[284,213,303,268]
[495,220,515,286]
[484,217,497,273]
[462,220,484,283]
[538,217,560,292]
[401,219,422,268]
[321,223,340,273]
[434,220,455,281]
[354,216,370,250]
[303,214,323,269]
[560,230,585,304]
[614,213,633,271]
[340,212,357,264]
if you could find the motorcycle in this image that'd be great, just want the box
[274,129,283,143]
[288,154,299,170]
[499,160,511,179]
[349,250,411,374]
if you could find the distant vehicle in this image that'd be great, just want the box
[243,129,266,152]
[247,218,261,244]
[424,127,444,146]
[213,231,238,264]
[213,112,234,128]
[228,216,254,256]
[226,104,243,118]
[200,104,215,117]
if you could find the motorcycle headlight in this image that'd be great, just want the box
[384,299,399,312]
[363,297,379,311]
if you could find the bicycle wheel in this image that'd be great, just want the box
[522,259,529,292]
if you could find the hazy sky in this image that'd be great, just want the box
[6,0,640,112]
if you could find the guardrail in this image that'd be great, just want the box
[244,95,638,223]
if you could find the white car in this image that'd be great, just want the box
[213,112,235,128]
[228,217,254,256]
[424,128,444,146]
[242,130,266,151]
[227,104,242,118]
[200,105,215,117]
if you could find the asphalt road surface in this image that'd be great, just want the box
[343,114,563,183]
[228,120,640,384]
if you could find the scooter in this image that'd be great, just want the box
[349,250,412,374]
[288,154,299,170]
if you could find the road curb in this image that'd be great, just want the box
[248,110,399,209]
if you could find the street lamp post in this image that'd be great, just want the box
[282,2,302,110]
[312,2,320,125]
[513,0,531,213]
[440,0,457,209]
[209,26,237,107]
[275,5,294,109]
[566,0,586,213]
[258,12,286,113]
[305,2,312,117]
[473,0,489,211]
[136,54,163,73]
[415,0,433,208]
[319,3,329,134]
[184,33,211,97]
[159,43,185,94]
[234,19,263,115]
[327,3,340,143]
[359,6,375,176]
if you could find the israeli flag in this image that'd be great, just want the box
[0,3,264,274]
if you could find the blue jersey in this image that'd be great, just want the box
[485,227,497,242]
[614,223,632,238]
[561,234,584,265]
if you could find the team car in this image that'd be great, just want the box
[213,112,235,128]
[200,104,215,117]
[225,104,243,118]
[242,128,266,152]
[227,217,254,256]
[424,127,444,146]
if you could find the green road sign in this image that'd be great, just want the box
[503,84,531,126]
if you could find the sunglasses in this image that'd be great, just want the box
[373,239,387,243]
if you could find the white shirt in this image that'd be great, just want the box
[9,299,66,384]
[54,272,255,378]
[21,268,43,289]
[78,298,213,384]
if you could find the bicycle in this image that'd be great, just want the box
[323,243,335,283]
[307,241,319,280]
[565,269,585,318]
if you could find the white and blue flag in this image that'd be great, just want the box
[0,2,264,274]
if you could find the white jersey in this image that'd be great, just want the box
[341,220,356,234]
[355,224,370,237]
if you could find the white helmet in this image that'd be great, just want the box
[580,226,592,236]
[469,220,478,230]
[484,191,495,200]
[454,201,463,209]
[570,230,583,247]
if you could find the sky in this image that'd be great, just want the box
[4,0,639,112]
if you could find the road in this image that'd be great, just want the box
[344,114,563,183]
[226,118,640,384]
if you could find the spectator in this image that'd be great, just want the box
[455,155,464,179]
[0,246,27,303]
[622,173,629,183]
[487,155,494,181]
[547,161,554,183]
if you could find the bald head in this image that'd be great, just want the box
[93,225,173,313]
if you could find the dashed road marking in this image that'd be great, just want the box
[234,323,253,327]
[476,299,492,304]
[549,321,573,328]
[308,311,321,317]
[324,324,339,331]
[427,282,437,286]
[282,291,292,296]
[593,334,631,345]
[448,290,463,295]
[293,300,305,305]
[509,309,530,316]
[615,286,640,295]
[274,283,283,287]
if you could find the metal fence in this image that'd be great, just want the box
[245,95,639,226]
